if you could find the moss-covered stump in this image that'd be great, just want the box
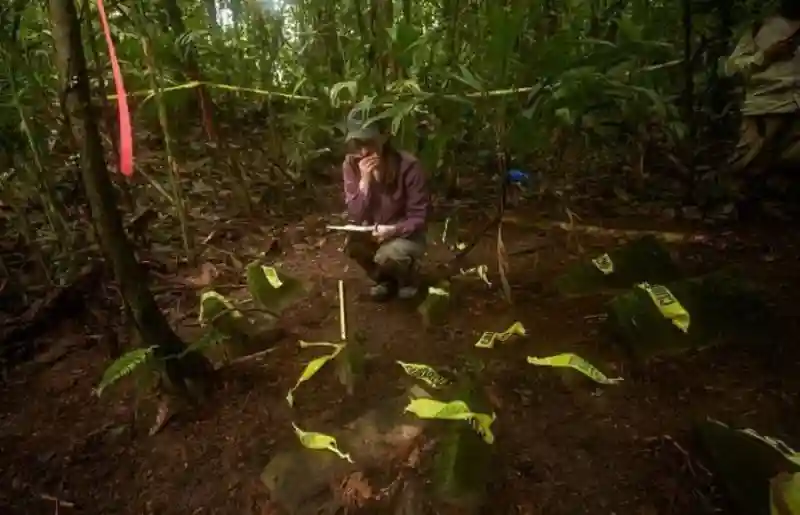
[554,235,680,296]
[695,419,800,515]
[605,270,768,360]
[260,385,495,515]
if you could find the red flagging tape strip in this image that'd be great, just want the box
[96,0,133,176]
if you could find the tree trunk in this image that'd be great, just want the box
[48,0,212,399]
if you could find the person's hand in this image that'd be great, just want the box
[358,155,380,193]
[373,224,397,243]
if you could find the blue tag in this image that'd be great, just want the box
[506,169,529,184]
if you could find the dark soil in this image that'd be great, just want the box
[2,193,800,515]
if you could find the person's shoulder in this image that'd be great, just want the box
[399,150,421,169]
[342,154,357,169]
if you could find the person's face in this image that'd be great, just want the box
[348,136,383,158]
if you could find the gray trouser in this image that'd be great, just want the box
[344,232,425,284]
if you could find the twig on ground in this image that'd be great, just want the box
[39,494,75,508]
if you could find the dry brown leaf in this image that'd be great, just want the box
[148,397,173,436]
[186,262,218,287]
[336,472,373,508]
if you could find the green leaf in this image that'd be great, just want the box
[329,80,357,107]
[245,262,305,314]
[198,290,253,338]
[771,473,800,515]
[95,346,156,397]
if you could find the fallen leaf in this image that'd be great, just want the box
[187,263,218,287]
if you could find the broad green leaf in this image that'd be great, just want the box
[772,473,800,515]
[246,262,304,314]
[198,290,252,337]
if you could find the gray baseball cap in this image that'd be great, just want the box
[344,107,382,142]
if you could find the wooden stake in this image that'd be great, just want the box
[338,280,347,341]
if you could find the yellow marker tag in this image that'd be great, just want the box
[286,342,344,407]
[454,242,467,251]
[475,321,526,349]
[460,264,492,286]
[526,353,623,385]
[591,253,614,275]
[404,398,496,444]
[292,423,353,462]
[637,282,690,333]
[428,287,449,296]
[199,290,244,324]
[397,361,449,389]
[262,266,283,288]
[441,217,451,244]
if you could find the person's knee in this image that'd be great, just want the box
[374,239,423,267]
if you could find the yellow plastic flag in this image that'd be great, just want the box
[396,361,450,389]
[526,353,622,385]
[591,253,614,275]
[475,321,526,349]
[637,282,690,333]
[404,398,495,444]
[286,342,344,407]
[292,423,353,462]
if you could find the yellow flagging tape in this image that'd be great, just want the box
[107,80,317,102]
[397,361,450,389]
[591,253,614,275]
[526,353,623,385]
[261,266,283,288]
[198,290,244,324]
[460,264,491,286]
[286,342,344,407]
[475,321,526,349]
[292,423,353,462]
[637,282,690,333]
[404,398,496,444]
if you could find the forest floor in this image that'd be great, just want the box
[2,166,800,514]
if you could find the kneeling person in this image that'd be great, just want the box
[341,108,430,301]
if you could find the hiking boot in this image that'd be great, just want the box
[369,282,394,301]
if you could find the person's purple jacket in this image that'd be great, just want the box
[342,151,430,238]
